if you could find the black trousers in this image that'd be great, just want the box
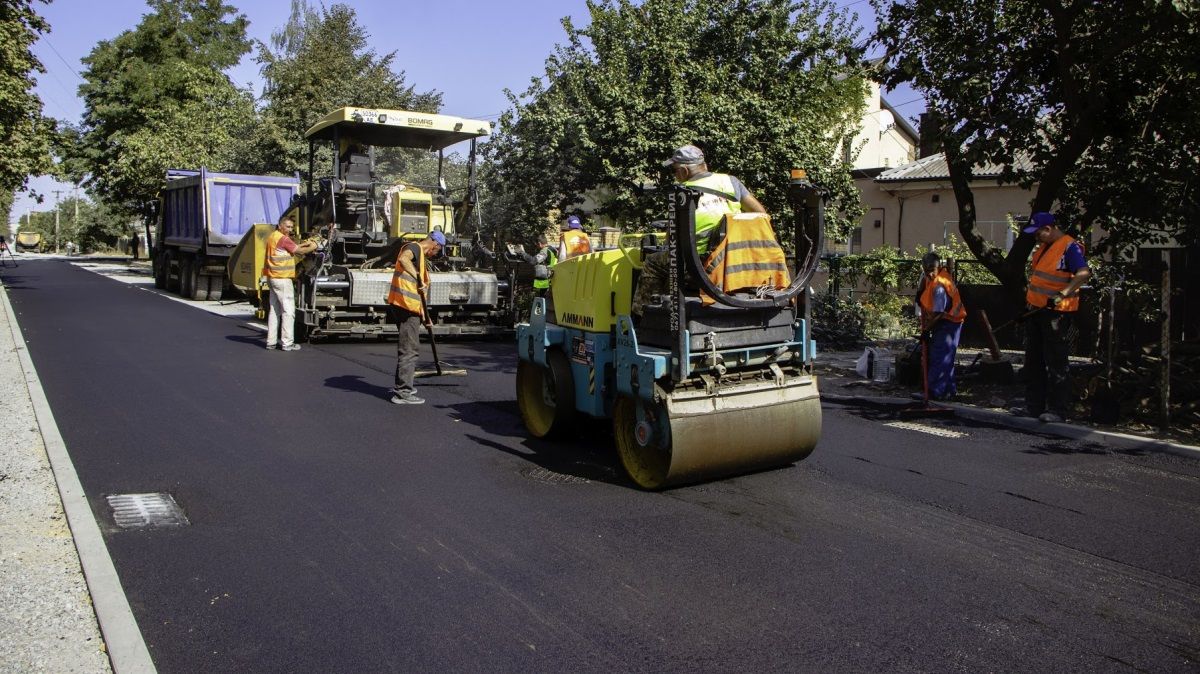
[390,307,422,395]
[1024,309,1074,417]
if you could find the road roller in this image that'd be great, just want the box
[515,172,825,489]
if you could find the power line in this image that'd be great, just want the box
[42,37,84,82]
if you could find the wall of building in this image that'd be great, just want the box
[844,82,918,170]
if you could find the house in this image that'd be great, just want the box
[842,81,919,171]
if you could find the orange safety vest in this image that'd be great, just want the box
[919,269,967,323]
[700,213,790,305]
[561,229,591,258]
[263,230,297,279]
[1026,235,1082,312]
[387,243,429,317]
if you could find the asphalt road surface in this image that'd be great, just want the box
[5,260,1199,672]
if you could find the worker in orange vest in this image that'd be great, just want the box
[1022,212,1091,423]
[916,251,967,400]
[386,230,444,405]
[557,215,592,260]
[263,217,317,351]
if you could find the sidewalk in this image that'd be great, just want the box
[0,283,113,672]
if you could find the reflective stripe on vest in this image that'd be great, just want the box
[685,173,742,256]
[533,246,557,290]
[919,270,967,323]
[1025,235,1081,312]
[700,213,790,305]
[387,244,428,317]
[263,230,296,279]
[562,230,591,257]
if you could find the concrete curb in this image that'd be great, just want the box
[822,392,1200,460]
[1,286,157,673]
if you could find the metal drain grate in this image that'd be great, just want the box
[105,493,189,529]
[883,421,968,438]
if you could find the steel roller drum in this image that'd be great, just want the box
[615,376,821,489]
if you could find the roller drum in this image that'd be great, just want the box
[616,376,821,489]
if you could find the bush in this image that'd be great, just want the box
[810,292,867,349]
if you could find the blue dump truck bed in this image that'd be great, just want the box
[161,169,300,253]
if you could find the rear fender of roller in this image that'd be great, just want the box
[614,315,670,402]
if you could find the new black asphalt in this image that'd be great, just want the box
[6,260,1199,672]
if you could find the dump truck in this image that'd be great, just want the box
[228,107,511,339]
[152,169,301,300]
[15,231,43,253]
[516,172,826,489]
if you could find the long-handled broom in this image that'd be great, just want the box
[415,288,467,378]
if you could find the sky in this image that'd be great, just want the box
[12,0,920,227]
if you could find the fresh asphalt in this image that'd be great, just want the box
[5,260,1200,673]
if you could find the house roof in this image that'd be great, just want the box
[875,151,1034,183]
[878,95,919,143]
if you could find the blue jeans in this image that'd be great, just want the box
[926,320,962,399]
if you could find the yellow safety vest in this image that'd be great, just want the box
[561,230,591,258]
[533,246,557,290]
[263,230,297,279]
[387,243,429,317]
[685,173,742,256]
[1026,235,1082,312]
[701,213,790,305]
[919,270,967,323]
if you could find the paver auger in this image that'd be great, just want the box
[516,171,825,489]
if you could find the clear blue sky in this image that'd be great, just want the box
[12,0,920,227]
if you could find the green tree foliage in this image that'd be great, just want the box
[71,0,253,217]
[0,0,54,194]
[872,0,1200,294]
[252,1,443,178]
[487,0,869,242]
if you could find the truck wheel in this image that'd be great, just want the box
[165,251,181,292]
[187,260,206,301]
[205,274,224,301]
[180,257,194,298]
[153,252,167,289]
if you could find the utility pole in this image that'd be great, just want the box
[52,189,63,254]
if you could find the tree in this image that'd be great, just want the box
[0,0,54,195]
[486,0,869,243]
[251,1,443,178]
[872,0,1200,294]
[70,0,253,217]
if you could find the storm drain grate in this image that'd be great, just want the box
[105,493,189,529]
[883,421,968,439]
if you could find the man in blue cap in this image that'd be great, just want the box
[385,230,445,404]
[1021,212,1090,422]
[558,214,592,260]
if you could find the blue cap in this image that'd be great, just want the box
[1023,212,1055,234]
[430,230,446,246]
[566,215,582,229]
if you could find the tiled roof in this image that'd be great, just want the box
[876,151,1034,183]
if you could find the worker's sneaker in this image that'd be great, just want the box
[390,392,425,405]
[282,344,301,352]
[265,344,278,350]
[1038,412,1064,423]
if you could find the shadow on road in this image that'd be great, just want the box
[324,374,391,401]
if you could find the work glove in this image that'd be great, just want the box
[1048,293,1065,309]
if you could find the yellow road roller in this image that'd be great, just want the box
[516,172,825,489]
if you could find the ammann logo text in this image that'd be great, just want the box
[560,312,594,328]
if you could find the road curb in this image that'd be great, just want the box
[822,392,1200,460]
[1,285,157,673]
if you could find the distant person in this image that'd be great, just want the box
[129,234,140,260]
[915,251,967,400]
[387,231,445,405]
[558,215,592,260]
[263,217,317,351]
[1021,212,1090,423]
[515,234,557,297]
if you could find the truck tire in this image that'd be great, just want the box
[205,274,224,301]
[180,256,194,298]
[165,251,181,292]
[153,252,167,289]
[186,259,206,301]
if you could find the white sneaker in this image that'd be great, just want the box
[1038,412,1063,423]
[282,344,301,352]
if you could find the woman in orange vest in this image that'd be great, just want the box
[917,252,968,400]
[1022,212,1090,423]
[386,230,444,405]
[263,217,317,351]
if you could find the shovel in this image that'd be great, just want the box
[415,288,467,378]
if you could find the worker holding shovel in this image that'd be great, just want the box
[386,231,445,405]
[916,251,967,400]
[1022,212,1091,423]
